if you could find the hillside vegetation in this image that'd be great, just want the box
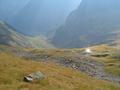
[0,52,120,90]
[89,45,120,76]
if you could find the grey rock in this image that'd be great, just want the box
[24,71,45,82]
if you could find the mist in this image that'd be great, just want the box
[0,0,81,35]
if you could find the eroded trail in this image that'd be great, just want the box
[55,55,120,84]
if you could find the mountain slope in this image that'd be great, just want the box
[52,0,120,48]
[0,49,120,90]
[0,21,54,48]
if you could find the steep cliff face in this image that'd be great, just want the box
[52,0,120,48]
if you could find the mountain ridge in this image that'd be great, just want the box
[0,0,81,36]
[0,21,54,48]
[52,0,120,48]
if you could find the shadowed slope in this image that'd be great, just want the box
[0,21,54,48]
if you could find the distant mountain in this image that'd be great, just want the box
[0,0,30,20]
[0,21,54,48]
[0,0,81,35]
[52,0,120,48]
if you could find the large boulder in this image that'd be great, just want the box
[24,71,45,82]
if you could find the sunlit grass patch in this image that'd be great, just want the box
[0,52,119,90]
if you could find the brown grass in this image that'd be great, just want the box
[0,52,120,90]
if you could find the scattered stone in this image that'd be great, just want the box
[72,64,79,69]
[24,76,33,82]
[24,71,45,82]
[65,59,72,64]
